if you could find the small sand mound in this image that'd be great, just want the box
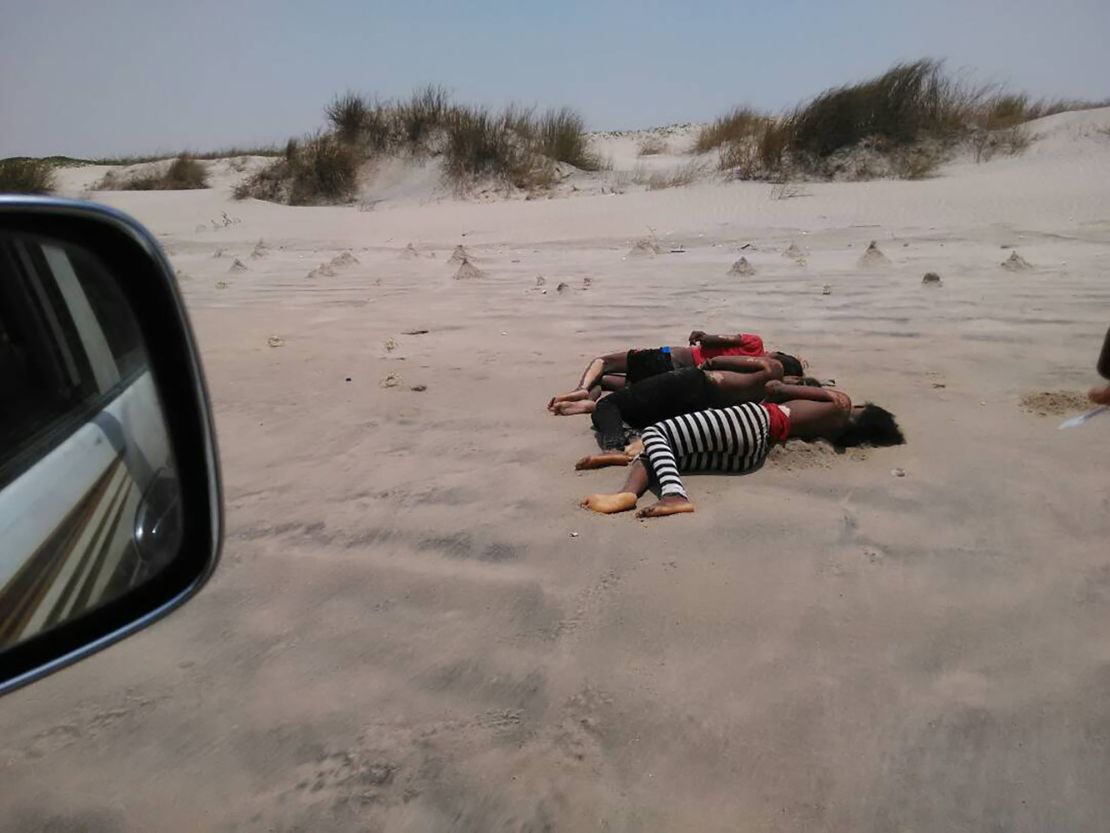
[728,257,755,276]
[453,258,484,279]
[229,259,248,274]
[330,251,359,269]
[400,243,420,259]
[448,245,471,265]
[766,439,842,471]
[1019,390,1088,416]
[921,271,942,286]
[250,239,267,259]
[782,242,806,261]
[307,264,335,279]
[1001,251,1033,272]
[628,238,661,258]
[858,241,890,268]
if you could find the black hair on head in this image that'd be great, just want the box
[838,403,905,448]
[772,352,804,377]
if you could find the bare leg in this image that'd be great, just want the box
[575,451,631,470]
[549,352,627,410]
[636,495,694,519]
[600,374,626,392]
[553,399,597,416]
[580,459,651,514]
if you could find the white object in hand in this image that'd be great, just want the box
[1058,405,1108,430]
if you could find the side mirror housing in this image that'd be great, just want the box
[0,197,221,694]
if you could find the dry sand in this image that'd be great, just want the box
[2,109,1110,832]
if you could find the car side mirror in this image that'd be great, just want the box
[0,197,221,694]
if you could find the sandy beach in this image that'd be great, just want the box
[1,109,1109,831]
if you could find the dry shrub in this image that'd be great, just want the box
[235,134,358,204]
[637,135,669,156]
[536,107,601,170]
[0,158,56,193]
[99,155,208,190]
[396,85,452,146]
[645,160,705,190]
[789,59,967,159]
[695,107,768,153]
[443,106,522,184]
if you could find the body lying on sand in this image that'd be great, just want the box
[547,330,803,414]
[551,329,905,519]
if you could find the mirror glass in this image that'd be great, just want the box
[0,230,180,651]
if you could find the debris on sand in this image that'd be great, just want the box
[215,280,229,289]
[380,373,402,388]
[728,257,755,276]
[267,336,285,348]
[1001,251,1033,272]
[582,276,592,289]
[627,238,661,258]
[402,329,429,336]
[448,245,471,265]
[453,258,484,279]
[556,282,569,293]
[857,240,890,268]
[1020,390,1088,416]
[384,337,397,351]
[229,259,249,274]
[250,239,267,259]
[410,385,427,392]
[400,243,420,259]
[822,284,832,295]
[921,271,942,286]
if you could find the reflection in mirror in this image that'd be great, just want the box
[0,230,180,650]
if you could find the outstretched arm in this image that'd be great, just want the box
[695,333,749,348]
[765,380,850,409]
[703,356,782,376]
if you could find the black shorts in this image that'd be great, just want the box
[626,347,674,385]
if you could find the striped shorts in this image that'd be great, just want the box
[638,402,771,499]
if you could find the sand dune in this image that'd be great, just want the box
[3,107,1110,831]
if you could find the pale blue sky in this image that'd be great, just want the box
[2,0,1108,157]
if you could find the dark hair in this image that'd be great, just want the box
[772,351,803,377]
[838,403,905,447]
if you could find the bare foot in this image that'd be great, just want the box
[636,495,695,519]
[575,452,632,470]
[553,400,596,416]
[623,438,644,458]
[548,389,590,410]
[580,492,637,514]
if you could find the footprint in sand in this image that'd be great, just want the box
[399,242,420,259]
[250,239,267,259]
[728,256,755,276]
[782,242,807,264]
[229,259,248,274]
[448,245,472,265]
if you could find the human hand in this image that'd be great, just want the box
[1090,385,1110,406]
[688,330,706,345]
